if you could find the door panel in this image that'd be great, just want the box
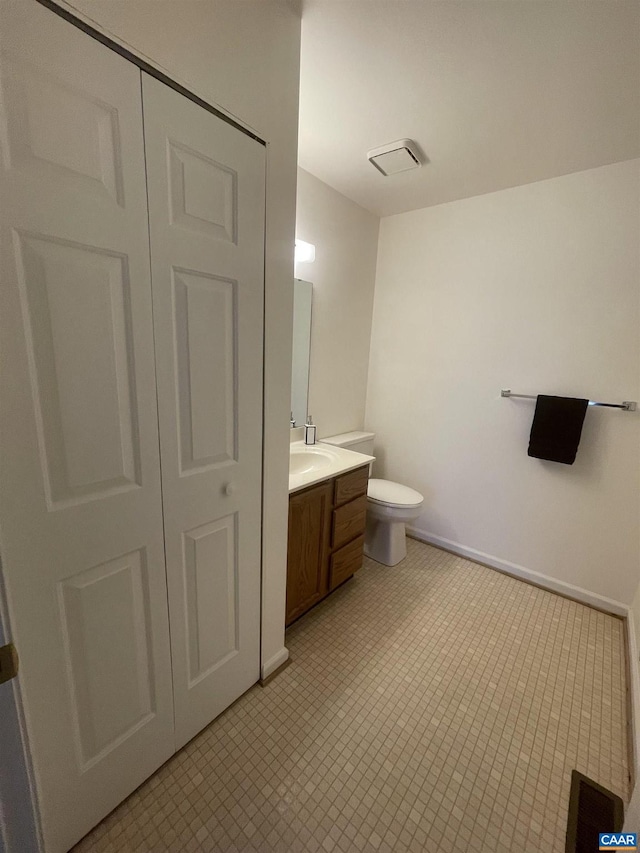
[142,74,264,748]
[15,232,141,504]
[168,139,237,242]
[184,515,239,684]
[173,268,237,471]
[2,52,124,204]
[0,4,174,851]
[58,549,155,768]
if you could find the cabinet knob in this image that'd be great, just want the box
[224,482,235,497]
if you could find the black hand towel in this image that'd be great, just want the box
[527,395,589,465]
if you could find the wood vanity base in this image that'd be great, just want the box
[286,465,369,626]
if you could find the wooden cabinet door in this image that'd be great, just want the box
[286,482,332,625]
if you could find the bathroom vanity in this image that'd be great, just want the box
[286,463,370,625]
[287,279,374,623]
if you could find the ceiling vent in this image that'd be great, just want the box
[367,139,422,176]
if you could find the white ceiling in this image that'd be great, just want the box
[298,1,640,217]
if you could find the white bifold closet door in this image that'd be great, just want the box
[142,74,264,749]
[0,4,265,851]
[0,3,174,852]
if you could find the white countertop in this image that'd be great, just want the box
[288,440,374,494]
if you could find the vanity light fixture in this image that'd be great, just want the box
[295,239,316,264]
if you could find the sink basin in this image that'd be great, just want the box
[288,440,375,494]
[289,446,335,475]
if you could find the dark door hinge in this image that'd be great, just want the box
[0,643,19,685]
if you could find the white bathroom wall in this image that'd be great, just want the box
[295,168,379,438]
[57,0,301,678]
[366,159,640,607]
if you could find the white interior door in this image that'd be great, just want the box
[142,74,265,748]
[0,4,175,851]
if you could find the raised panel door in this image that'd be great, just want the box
[286,482,333,626]
[0,4,174,851]
[142,74,265,748]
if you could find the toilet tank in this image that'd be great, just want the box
[321,431,375,456]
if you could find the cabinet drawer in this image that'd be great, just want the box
[330,534,364,590]
[334,465,368,507]
[332,494,367,550]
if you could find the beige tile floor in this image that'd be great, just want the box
[74,539,630,853]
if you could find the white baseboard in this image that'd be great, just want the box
[406,525,628,617]
[626,608,640,781]
[261,646,289,681]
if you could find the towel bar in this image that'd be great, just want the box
[501,390,637,412]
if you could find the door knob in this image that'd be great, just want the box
[224,482,235,496]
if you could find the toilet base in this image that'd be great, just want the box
[364,516,408,566]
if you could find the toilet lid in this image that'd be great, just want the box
[367,478,423,508]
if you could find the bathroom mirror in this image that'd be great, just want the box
[291,278,313,428]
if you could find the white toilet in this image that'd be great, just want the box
[321,432,424,566]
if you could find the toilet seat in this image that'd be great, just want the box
[367,478,423,509]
